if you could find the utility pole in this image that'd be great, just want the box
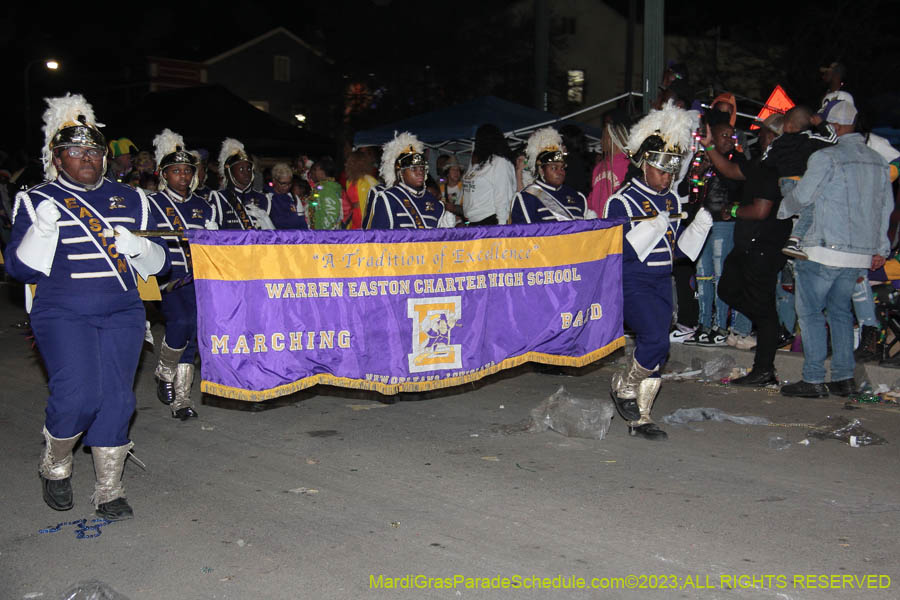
[534,0,549,112]
[642,0,664,114]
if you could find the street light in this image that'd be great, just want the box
[24,58,61,151]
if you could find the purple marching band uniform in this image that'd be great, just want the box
[208,184,268,230]
[366,183,450,229]
[366,131,455,230]
[265,190,308,230]
[510,127,598,224]
[207,138,274,231]
[604,101,710,440]
[148,184,213,419]
[510,180,593,223]
[605,178,684,374]
[4,93,168,520]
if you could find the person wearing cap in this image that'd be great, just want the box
[603,101,712,440]
[190,149,212,201]
[4,94,168,520]
[147,129,218,420]
[509,127,595,224]
[106,137,138,183]
[812,62,854,126]
[208,139,274,230]
[366,132,455,230]
[778,100,893,399]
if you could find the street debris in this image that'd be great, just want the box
[807,415,887,446]
[662,407,771,426]
[767,435,792,451]
[526,386,614,440]
[58,580,129,600]
[288,487,320,495]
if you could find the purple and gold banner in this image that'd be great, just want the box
[188,220,624,400]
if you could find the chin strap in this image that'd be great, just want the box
[398,181,425,198]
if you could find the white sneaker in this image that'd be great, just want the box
[726,332,740,347]
[735,334,757,350]
[669,324,696,344]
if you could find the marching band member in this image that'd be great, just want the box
[208,138,274,230]
[190,149,213,201]
[4,94,167,519]
[366,132,456,230]
[604,101,712,440]
[510,127,597,223]
[148,129,218,420]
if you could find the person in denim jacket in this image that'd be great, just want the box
[779,101,893,398]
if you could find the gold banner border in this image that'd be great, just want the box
[200,336,625,401]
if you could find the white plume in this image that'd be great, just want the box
[153,128,185,167]
[41,93,103,180]
[626,99,699,158]
[525,127,563,169]
[379,131,423,187]
[218,137,246,176]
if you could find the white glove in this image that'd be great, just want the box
[114,225,166,280]
[204,219,219,230]
[34,201,61,235]
[16,200,61,275]
[246,205,275,230]
[114,225,148,257]
[625,211,669,262]
[677,208,714,261]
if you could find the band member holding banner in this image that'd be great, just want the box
[510,127,597,223]
[148,129,218,420]
[209,138,274,230]
[366,132,456,230]
[604,101,712,440]
[4,94,168,519]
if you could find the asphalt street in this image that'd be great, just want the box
[1,285,898,600]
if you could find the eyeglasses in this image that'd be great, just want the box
[64,147,104,159]
[274,179,292,186]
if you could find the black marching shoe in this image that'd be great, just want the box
[172,407,199,421]
[610,390,640,422]
[41,476,73,511]
[629,423,668,440]
[730,369,777,387]
[156,379,175,405]
[780,380,829,398]
[96,497,134,521]
[826,378,856,397]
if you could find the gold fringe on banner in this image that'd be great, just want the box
[200,336,626,401]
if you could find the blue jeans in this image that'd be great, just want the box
[852,280,879,327]
[696,221,734,330]
[776,270,796,332]
[794,260,864,383]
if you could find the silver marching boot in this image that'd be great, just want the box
[91,443,135,521]
[610,356,653,422]
[171,363,198,420]
[155,341,186,406]
[39,426,82,511]
[628,377,668,440]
